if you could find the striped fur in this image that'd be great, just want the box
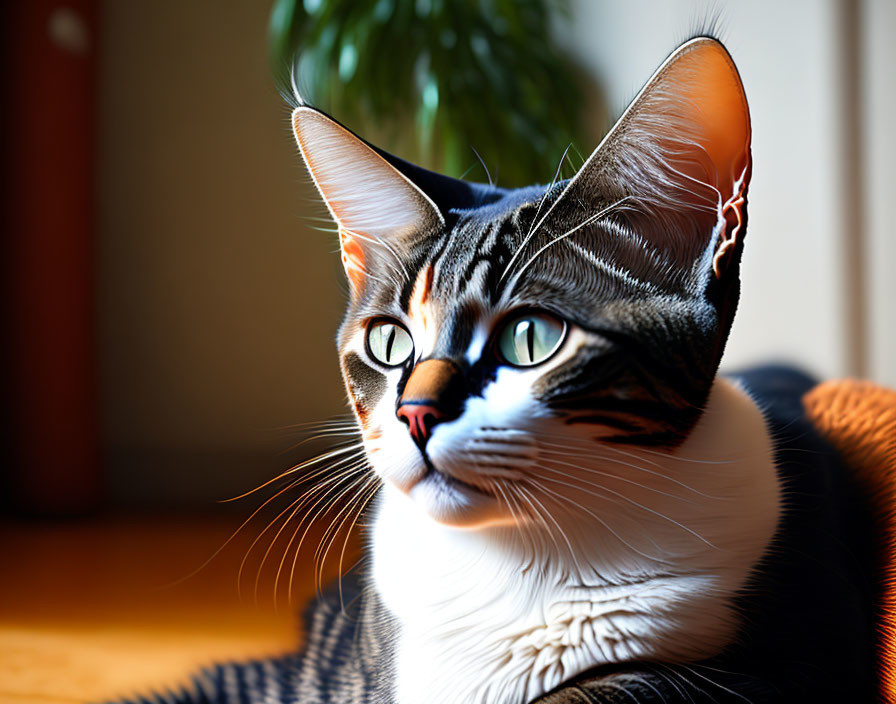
[113,576,397,704]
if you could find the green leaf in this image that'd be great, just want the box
[269,0,597,186]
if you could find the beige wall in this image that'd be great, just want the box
[98,1,346,506]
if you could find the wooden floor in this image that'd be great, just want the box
[0,515,358,704]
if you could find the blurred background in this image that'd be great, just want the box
[1,0,894,701]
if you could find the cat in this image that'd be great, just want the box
[117,35,888,704]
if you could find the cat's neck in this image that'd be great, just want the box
[371,377,781,704]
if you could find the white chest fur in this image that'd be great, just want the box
[371,379,781,704]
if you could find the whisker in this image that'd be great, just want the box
[597,680,642,704]
[268,417,356,432]
[492,481,535,572]
[318,476,381,610]
[677,664,756,704]
[637,445,736,465]
[340,226,410,283]
[502,144,574,283]
[650,664,696,704]
[537,452,707,503]
[274,464,371,606]
[256,465,369,606]
[518,483,586,580]
[285,468,369,606]
[537,440,731,498]
[277,427,362,457]
[527,478,672,565]
[523,144,572,241]
[314,474,374,582]
[335,478,381,610]
[470,147,494,187]
[162,462,334,588]
[535,465,719,550]
[240,464,365,602]
[221,443,364,502]
[513,482,564,569]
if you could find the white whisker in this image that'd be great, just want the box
[526,478,671,565]
[534,464,719,549]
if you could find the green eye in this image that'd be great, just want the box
[497,312,566,367]
[366,320,414,367]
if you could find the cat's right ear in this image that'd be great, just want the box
[292,107,444,291]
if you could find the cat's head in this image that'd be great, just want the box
[292,38,751,528]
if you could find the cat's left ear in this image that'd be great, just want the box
[292,107,444,291]
[539,37,751,282]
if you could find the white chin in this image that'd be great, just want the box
[406,470,505,528]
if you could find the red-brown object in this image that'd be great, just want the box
[804,380,896,703]
[1,0,100,514]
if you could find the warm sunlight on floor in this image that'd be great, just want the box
[0,517,356,704]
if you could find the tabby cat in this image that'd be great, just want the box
[122,36,887,704]
[279,34,880,703]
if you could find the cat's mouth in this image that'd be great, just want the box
[417,456,494,498]
[404,460,501,527]
[383,434,529,526]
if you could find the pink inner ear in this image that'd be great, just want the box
[340,230,367,291]
[713,180,747,278]
[648,40,751,279]
[663,40,752,204]
[683,42,751,278]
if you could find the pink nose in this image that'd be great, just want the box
[396,403,447,449]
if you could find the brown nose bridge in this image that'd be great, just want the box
[399,359,462,408]
[396,359,465,449]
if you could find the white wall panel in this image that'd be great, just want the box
[864,0,896,386]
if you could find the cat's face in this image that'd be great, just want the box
[293,38,752,528]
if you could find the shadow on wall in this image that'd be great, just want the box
[96,1,350,510]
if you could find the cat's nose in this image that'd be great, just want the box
[396,358,466,450]
[396,403,448,449]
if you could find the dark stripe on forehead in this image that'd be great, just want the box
[429,213,517,299]
[458,218,518,305]
[397,232,446,311]
[430,303,480,359]
[399,204,528,312]
[486,233,514,305]
[419,264,434,303]
[456,222,498,290]
[398,259,426,312]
